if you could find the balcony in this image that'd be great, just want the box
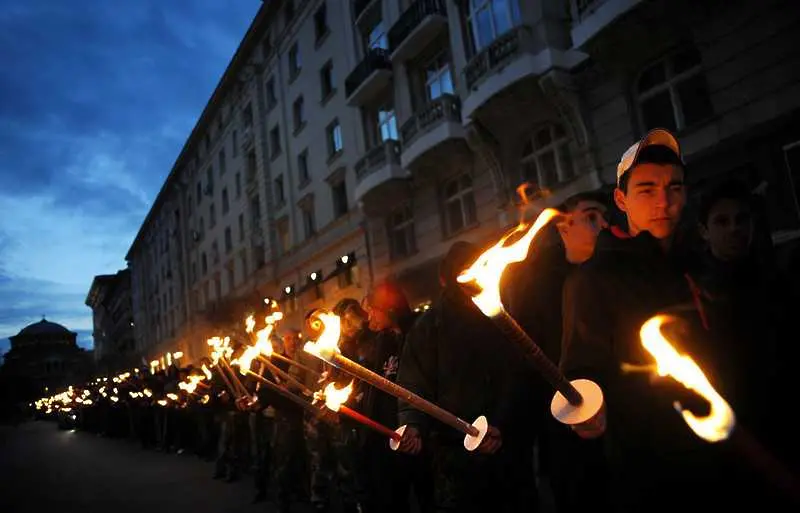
[388,0,448,62]
[354,140,408,206]
[461,25,586,122]
[353,0,377,24]
[569,0,645,48]
[240,125,254,151]
[345,48,393,106]
[400,94,464,168]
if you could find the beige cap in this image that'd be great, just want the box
[616,128,683,186]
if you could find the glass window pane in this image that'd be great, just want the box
[677,74,713,127]
[441,70,454,95]
[672,47,702,75]
[429,81,441,100]
[638,63,666,94]
[492,0,512,36]
[447,200,464,233]
[553,123,566,139]
[535,127,552,148]
[463,191,477,225]
[522,160,538,183]
[476,7,494,50]
[640,91,676,132]
[538,151,558,186]
[461,173,473,189]
[444,180,458,198]
[558,143,575,181]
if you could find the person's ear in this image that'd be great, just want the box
[613,188,627,213]
[698,222,710,242]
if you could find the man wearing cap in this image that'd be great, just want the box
[559,129,755,511]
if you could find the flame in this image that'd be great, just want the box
[320,381,354,412]
[157,399,168,407]
[208,336,234,364]
[232,345,261,375]
[201,364,213,380]
[166,393,179,401]
[245,315,256,333]
[143,388,153,398]
[640,315,736,442]
[457,208,559,316]
[173,351,183,359]
[200,394,210,404]
[303,311,342,357]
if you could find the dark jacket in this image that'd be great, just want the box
[560,228,749,511]
[398,286,539,447]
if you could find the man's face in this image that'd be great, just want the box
[558,200,608,263]
[362,299,393,332]
[700,198,753,262]
[614,163,686,240]
[341,308,367,338]
[282,333,298,357]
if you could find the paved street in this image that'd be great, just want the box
[0,421,303,513]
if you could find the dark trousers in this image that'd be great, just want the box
[249,411,274,495]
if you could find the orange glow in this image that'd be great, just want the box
[319,381,354,412]
[303,311,342,358]
[457,209,559,316]
[640,315,736,442]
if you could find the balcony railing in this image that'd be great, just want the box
[345,48,392,99]
[388,0,447,54]
[353,0,375,21]
[464,26,528,91]
[355,139,402,183]
[400,94,461,147]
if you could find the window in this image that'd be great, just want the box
[196,182,202,204]
[277,216,291,255]
[442,173,478,235]
[298,150,310,185]
[253,244,266,269]
[520,123,575,188]
[199,216,205,236]
[212,240,220,264]
[201,253,208,275]
[243,103,254,128]
[387,202,417,259]
[366,20,388,50]
[238,213,245,241]
[227,264,235,291]
[218,149,226,175]
[467,0,521,52]
[206,166,214,193]
[326,120,343,157]
[337,263,357,289]
[314,3,329,43]
[270,126,281,158]
[240,252,248,279]
[636,46,713,132]
[292,96,305,133]
[378,104,398,142]
[232,129,238,157]
[222,188,229,214]
[425,53,454,100]
[320,61,335,100]
[246,151,257,182]
[214,275,222,301]
[266,77,277,109]
[275,175,285,205]
[235,172,241,198]
[262,34,273,59]
[331,179,348,218]
[209,203,216,228]
[251,195,262,227]
[224,227,233,253]
[289,43,301,79]
[301,202,316,239]
[187,195,193,216]
[191,261,197,283]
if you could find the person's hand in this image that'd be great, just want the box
[397,425,423,455]
[570,401,607,439]
[476,425,502,454]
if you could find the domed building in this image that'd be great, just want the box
[2,317,91,398]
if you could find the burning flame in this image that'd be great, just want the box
[166,393,179,401]
[157,399,167,407]
[640,315,736,442]
[201,364,213,380]
[143,389,153,398]
[208,336,234,365]
[319,381,354,412]
[245,315,256,333]
[457,208,559,316]
[303,311,342,357]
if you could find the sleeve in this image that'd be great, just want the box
[559,269,615,389]
[396,311,439,431]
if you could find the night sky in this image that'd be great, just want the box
[0,1,259,354]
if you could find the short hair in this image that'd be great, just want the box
[618,145,684,193]
[698,180,752,225]
[333,298,365,318]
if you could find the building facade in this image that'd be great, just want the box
[85,270,135,373]
[125,0,800,364]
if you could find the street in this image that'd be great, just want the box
[0,421,302,513]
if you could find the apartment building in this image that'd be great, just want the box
[85,269,134,373]
[125,0,800,363]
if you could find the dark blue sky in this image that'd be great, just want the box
[0,1,260,353]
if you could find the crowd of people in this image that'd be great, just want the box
[32,128,798,512]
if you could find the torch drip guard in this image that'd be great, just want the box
[551,379,604,426]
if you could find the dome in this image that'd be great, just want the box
[17,318,72,337]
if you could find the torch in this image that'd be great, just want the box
[455,208,604,430]
[640,315,800,502]
[304,311,489,451]
[317,381,402,444]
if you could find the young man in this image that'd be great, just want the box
[559,129,758,511]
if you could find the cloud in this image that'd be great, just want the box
[0,0,258,355]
